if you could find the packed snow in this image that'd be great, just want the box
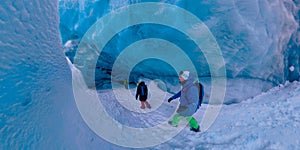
[72,62,300,149]
[66,58,300,149]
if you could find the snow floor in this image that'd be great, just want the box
[94,80,300,149]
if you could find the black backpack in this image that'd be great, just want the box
[140,84,147,96]
[195,82,204,110]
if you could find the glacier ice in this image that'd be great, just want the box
[60,0,300,102]
[0,0,121,149]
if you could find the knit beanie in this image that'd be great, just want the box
[179,71,190,80]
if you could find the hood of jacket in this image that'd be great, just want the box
[181,74,195,91]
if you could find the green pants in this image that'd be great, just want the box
[170,114,199,129]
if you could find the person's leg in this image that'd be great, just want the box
[145,101,151,108]
[140,101,145,109]
[169,114,184,127]
[186,116,200,130]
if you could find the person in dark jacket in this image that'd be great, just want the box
[167,71,200,132]
[136,81,151,109]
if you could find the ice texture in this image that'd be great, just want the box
[60,0,299,94]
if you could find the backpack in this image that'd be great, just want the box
[140,84,147,96]
[195,82,204,110]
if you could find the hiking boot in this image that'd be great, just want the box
[190,126,200,132]
[140,105,145,109]
[168,121,178,127]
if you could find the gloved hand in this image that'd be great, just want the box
[168,97,173,103]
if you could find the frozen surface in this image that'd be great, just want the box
[1,0,300,149]
[71,67,300,149]
[0,0,115,149]
[60,0,300,92]
[155,81,300,149]
[0,0,72,148]
[67,60,300,149]
[60,0,300,103]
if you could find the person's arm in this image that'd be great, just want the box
[168,91,181,102]
[172,91,181,99]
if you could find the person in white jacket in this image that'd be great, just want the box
[168,71,200,132]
